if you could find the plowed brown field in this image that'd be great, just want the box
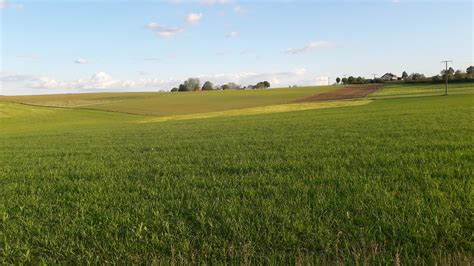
[294,84,381,102]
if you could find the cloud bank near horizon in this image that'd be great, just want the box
[0,68,329,95]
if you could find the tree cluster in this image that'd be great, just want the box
[169,66,474,92]
[332,66,473,85]
[336,76,368,85]
[407,73,426,81]
[400,67,473,82]
[170,78,271,92]
[433,66,473,81]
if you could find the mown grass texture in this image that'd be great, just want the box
[1,89,473,263]
[0,85,337,116]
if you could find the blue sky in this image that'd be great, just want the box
[1,0,472,95]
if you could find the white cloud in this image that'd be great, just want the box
[147,22,184,37]
[0,74,37,82]
[0,1,23,9]
[201,0,230,5]
[234,5,243,13]
[186,13,203,24]
[1,67,326,95]
[74,57,88,64]
[195,68,310,87]
[16,54,40,60]
[290,68,307,76]
[34,77,65,89]
[89,71,113,83]
[143,57,161,61]
[9,2,22,9]
[285,41,338,54]
[304,76,330,86]
[227,31,238,38]
[216,51,228,56]
[26,72,180,92]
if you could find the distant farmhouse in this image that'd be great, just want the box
[381,73,398,81]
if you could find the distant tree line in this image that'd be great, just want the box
[170,78,271,92]
[334,66,474,85]
[402,66,473,83]
[432,66,473,81]
[169,66,473,92]
[336,76,368,85]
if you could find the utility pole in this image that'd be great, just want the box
[372,74,377,87]
[441,60,452,96]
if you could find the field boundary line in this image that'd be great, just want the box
[139,99,373,123]
[0,100,146,117]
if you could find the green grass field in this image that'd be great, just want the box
[1,83,473,263]
[369,82,473,98]
[0,85,337,116]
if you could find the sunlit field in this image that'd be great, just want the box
[369,82,473,98]
[1,83,473,263]
[2,0,473,262]
[0,86,338,116]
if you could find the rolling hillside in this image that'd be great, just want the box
[1,83,473,263]
[0,86,338,116]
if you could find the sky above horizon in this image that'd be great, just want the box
[1,0,472,95]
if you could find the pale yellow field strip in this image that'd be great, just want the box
[0,102,56,118]
[139,99,373,123]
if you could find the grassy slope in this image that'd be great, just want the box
[139,99,372,123]
[1,89,473,263]
[369,82,473,98]
[0,85,337,116]
[0,102,138,135]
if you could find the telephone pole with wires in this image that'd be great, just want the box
[441,60,452,96]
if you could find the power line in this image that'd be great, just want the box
[441,60,452,96]
[372,74,377,87]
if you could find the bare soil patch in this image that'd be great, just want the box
[294,84,382,102]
